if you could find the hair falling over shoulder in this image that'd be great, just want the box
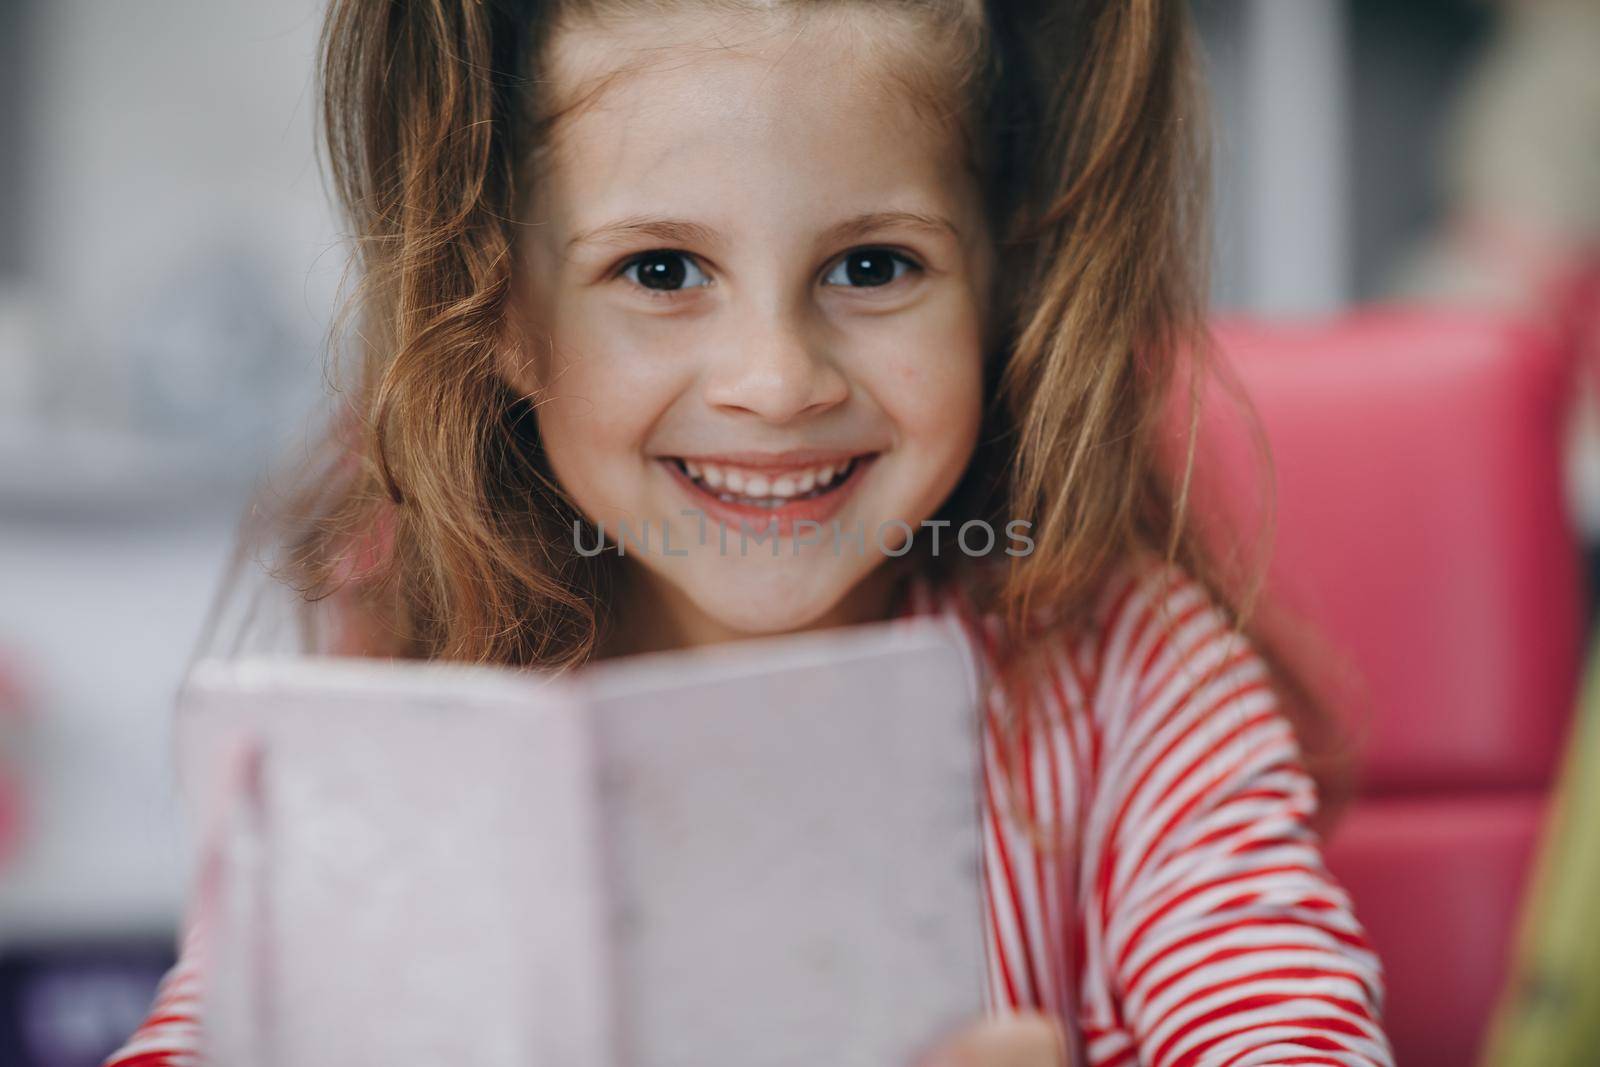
[216,0,1353,833]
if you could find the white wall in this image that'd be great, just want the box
[27,0,342,430]
[2,0,345,936]
[1198,0,1351,317]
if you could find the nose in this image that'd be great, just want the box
[701,303,849,423]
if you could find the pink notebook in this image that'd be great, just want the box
[177,617,986,1067]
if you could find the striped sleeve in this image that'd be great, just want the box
[103,740,234,1067]
[1091,568,1391,1066]
[102,918,206,1066]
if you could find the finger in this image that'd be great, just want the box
[913,1011,1071,1067]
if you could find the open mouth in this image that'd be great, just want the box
[664,454,872,510]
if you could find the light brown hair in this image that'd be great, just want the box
[215,0,1350,830]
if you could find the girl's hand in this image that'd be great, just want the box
[911,1011,1073,1067]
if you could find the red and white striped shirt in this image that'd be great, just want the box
[106,555,1391,1066]
[902,558,1391,1066]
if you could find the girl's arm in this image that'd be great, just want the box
[102,917,206,1066]
[1097,573,1392,1066]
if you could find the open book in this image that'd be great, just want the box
[176,617,987,1067]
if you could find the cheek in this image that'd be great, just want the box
[534,297,688,432]
[519,240,685,442]
[531,309,687,503]
[865,307,985,455]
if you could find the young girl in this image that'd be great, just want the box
[110,0,1392,1064]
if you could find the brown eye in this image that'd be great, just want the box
[624,251,709,291]
[823,248,914,288]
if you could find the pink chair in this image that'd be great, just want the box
[1189,308,1586,1066]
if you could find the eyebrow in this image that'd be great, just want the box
[823,211,963,246]
[563,210,962,257]
[564,216,721,256]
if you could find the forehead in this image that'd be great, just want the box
[527,8,977,234]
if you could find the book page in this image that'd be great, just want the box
[584,619,986,1067]
[179,659,613,1066]
[179,618,984,1066]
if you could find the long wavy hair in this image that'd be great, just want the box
[211,0,1351,833]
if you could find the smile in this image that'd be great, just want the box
[668,456,866,508]
[657,452,879,537]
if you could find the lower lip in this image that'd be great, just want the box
[660,456,877,539]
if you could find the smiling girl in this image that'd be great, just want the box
[109,1,1391,1065]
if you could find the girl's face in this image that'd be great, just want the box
[508,8,992,650]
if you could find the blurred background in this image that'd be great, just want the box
[1,1,1598,1064]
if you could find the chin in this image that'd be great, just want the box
[701,604,831,639]
[675,559,870,639]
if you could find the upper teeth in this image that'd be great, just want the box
[680,459,851,499]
